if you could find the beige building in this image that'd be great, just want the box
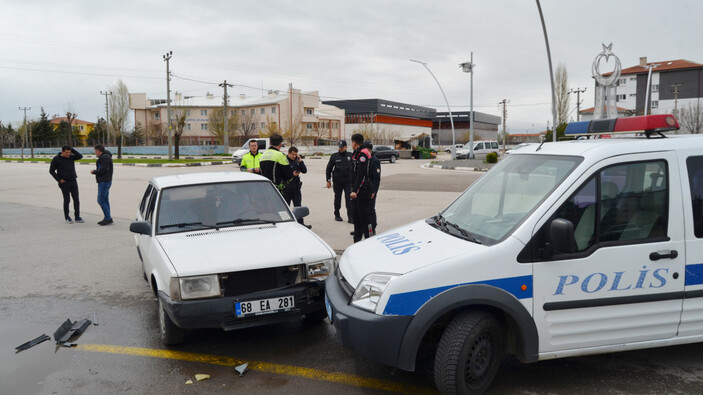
[129,85,345,146]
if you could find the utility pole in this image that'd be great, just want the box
[499,99,509,151]
[100,91,112,145]
[569,87,587,121]
[669,83,684,119]
[19,106,30,159]
[219,80,234,150]
[460,52,476,158]
[163,51,173,160]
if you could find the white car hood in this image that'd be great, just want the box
[339,219,485,287]
[157,222,334,277]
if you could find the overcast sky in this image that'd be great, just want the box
[2,0,701,133]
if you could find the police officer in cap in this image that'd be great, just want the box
[326,139,353,222]
[349,133,373,242]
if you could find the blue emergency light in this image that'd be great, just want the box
[564,114,679,137]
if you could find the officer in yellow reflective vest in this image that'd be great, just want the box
[240,140,262,173]
[260,134,293,193]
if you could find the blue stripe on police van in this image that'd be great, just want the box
[382,275,532,316]
[685,264,703,286]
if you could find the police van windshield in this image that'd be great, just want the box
[439,154,582,245]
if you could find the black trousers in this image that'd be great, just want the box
[59,179,80,219]
[371,194,377,231]
[352,196,373,243]
[285,184,305,225]
[333,179,352,219]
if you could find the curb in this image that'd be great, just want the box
[424,163,490,172]
[1,160,230,168]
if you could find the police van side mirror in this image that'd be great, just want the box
[293,206,310,219]
[550,218,577,255]
[130,221,152,236]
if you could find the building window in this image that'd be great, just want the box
[154,112,160,120]
[618,78,626,86]
[616,94,626,101]
[260,108,265,115]
[652,84,659,92]
[185,110,191,117]
[306,123,313,131]
[185,124,191,131]
[251,109,255,115]
[306,108,313,116]
[200,110,207,116]
[79,125,84,131]
[251,123,255,129]
[271,106,276,114]
[630,93,637,97]
[231,110,236,117]
[241,109,245,115]
[260,122,265,129]
[651,101,659,109]
[201,124,208,130]
[630,77,637,81]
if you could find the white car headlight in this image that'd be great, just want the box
[306,258,334,281]
[170,275,221,300]
[351,273,399,313]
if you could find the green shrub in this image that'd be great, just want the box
[485,152,498,163]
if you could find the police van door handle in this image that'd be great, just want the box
[649,250,679,261]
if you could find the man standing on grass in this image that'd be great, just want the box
[49,145,84,224]
[90,144,114,226]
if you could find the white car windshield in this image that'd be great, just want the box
[156,181,293,234]
[436,154,582,245]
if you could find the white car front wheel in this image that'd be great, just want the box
[159,298,185,346]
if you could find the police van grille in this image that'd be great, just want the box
[221,265,304,297]
[186,224,276,238]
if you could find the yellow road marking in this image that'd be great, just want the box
[77,344,436,394]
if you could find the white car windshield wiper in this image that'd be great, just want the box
[160,221,204,230]
[217,218,277,226]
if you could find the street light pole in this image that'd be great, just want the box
[460,52,475,159]
[163,51,173,160]
[411,59,457,160]
[535,0,558,142]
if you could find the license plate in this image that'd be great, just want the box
[235,296,294,317]
[325,293,333,324]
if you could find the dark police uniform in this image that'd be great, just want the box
[285,156,307,208]
[350,145,373,242]
[369,150,381,234]
[326,149,353,221]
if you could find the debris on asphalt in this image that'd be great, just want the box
[15,334,51,353]
[62,342,77,348]
[53,318,92,345]
[93,313,98,326]
[195,374,210,381]
[185,379,193,385]
[235,363,249,377]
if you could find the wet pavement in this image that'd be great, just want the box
[3,160,703,394]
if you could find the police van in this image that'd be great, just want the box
[325,114,703,394]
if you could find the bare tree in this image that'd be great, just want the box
[679,101,703,134]
[150,123,166,145]
[208,109,239,144]
[260,115,280,138]
[109,79,130,158]
[555,63,570,126]
[173,108,187,159]
[65,108,77,146]
[282,113,306,146]
[238,108,258,141]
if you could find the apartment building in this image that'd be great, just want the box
[129,85,345,146]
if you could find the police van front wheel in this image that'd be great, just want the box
[434,311,504,395]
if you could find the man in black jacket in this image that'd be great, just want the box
[366,141,381,235]
[350,134,373,242]
[325,140,353,222]
[49,145,84,224]
[285,146,311,228]
[90,144,114,226]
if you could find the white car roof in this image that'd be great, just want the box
[511,134,703,160]
[150,171,269,189]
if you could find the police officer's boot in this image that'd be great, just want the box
[334,211,343,222]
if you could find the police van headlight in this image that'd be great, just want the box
[351,273,399,313]
[170,275,221,300]
[306,258,334,281]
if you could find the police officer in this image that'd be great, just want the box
[365,141,381,235]
[260,134,293,194]
[326,139,353,222]
[350,133,373,242]
[240,140,261,173]
[284,146,311,229]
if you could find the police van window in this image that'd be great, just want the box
[555,177,597,251]
[686,156,703,238]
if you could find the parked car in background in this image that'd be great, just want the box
[444,144,464,153]
[373,145,399,163]
[455,140,500,159]
[231,138,270,164]
[130,172,335,345]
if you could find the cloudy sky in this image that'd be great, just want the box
[1,0,701,133]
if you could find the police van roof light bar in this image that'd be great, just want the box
[564,114,679,138]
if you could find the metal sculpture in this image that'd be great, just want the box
[592,43,622,119]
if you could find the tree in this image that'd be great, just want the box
[208,108,239,145]
[150,123,166,145]
[237,108,258,142]
[173,108,187,159]
[88,117,108,146]
[109,79,130,158]
[65,109,77,146]
[679,101,703,134]
[31,108,57,145]
[260,116,280,139]
[282,113,305,146]
[555,63,570,126]
[543,122,567,142]
[132,122,145,146]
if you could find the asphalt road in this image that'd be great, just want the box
[2,156,703,394]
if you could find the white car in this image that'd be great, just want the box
[231,138,270,164]
[456,140,500,159]
[130,172,335,345]
[444,144,464,153]
[326,114,702,394]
